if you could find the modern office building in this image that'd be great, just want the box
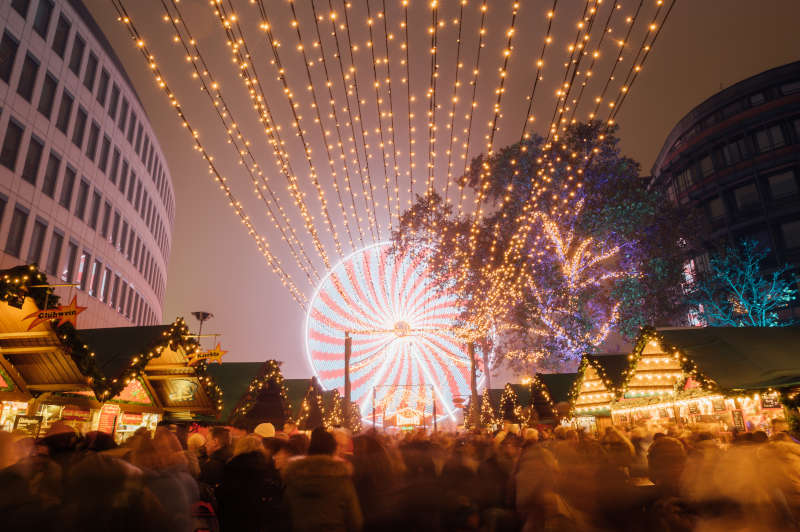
[0,0,175,328]
[650,61,800,298]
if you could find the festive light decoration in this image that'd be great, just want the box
[230,360,291,423]
[305,242,476,424]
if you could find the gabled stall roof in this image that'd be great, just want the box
[585,354,630,391]
[75,325,173,382]
[655,326,800,391]
[536,373,579,404]
[205,362,266,421]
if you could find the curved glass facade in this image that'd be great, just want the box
[0,0,174,327]
[651,61,800,309]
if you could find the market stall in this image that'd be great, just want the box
[208,360,290,430]
[530,373,578,424]
[610,326,799,432]
[570,354,629,431]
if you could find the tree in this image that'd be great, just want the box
[687,239,798,327]
[393,121,696,371]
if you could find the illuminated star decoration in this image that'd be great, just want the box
[23,296,88,331]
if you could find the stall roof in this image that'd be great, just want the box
[205,362,266,421]
[536,373,579,404]
[585,354,630,391]
[74,325,172,382]
[284,378,313,417]
[508,383,532,406]
[657,327,800,391]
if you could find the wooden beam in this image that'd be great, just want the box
[145,364,191,371]
[0,354,30,396]
[27,383,91,392]
[146,374,195,381]
[0,331,54,340]
[0,346,60,355]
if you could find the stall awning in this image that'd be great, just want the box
[656,326,800,391]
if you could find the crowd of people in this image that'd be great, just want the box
[1,419,799,531]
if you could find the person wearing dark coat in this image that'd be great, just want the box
[200,427,232,490]
[217,434,285,532]
[283,427,363,532]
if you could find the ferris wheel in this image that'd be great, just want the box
[305,242,479,424]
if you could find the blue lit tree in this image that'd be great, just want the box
[687,239,798,327]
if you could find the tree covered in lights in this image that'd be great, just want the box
[393,122,696,371]
[687,239,798,327]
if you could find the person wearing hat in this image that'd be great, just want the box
[254,422,276,439]
[283,428,363,531]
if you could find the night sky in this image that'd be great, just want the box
[84,0,800,378]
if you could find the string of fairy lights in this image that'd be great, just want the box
[111,0,674,320]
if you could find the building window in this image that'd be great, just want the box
[768,170,799,200]
[782,220,800,249]
[88,190,101,230]
[781,80,800,96]
[11,0,31,18]
[110,148,120,183]
[85,121,99,160]
[41,151,60,197]
[21,135,44,185]
[26,217,47,264]
[749,92,765,106]
[37,72,58,118]
[32,0,54,38]
[127,230,135,259]
[108,84,120,119]
[0,195,6,235]
[100,201,111,238]
[83,52,97,91]
[127,113,136,144]
[119,160,129,194]
[110,274,120,308]
[699,155,714,177]
[17,53,40,102]
[59,166,76,209]
[52,14,70,58]
[71,107,87,147]
[68,34,85,75]
[0,118,24,171]
[120,220,128,251]
[62,240,77,282]
[89,259,102,297]
[134,180,142,210]
[98,136,110,172]
[74,179,89,220]
[76,250,91,290]
[734,183,760,211]
[96,69,109,105]
[101,267,112,302]
[128,173,137,203]
[755,124,786,152]
[135,124,143,154]
[55,90,74,133]
[0,32,20,85]
[4,204,29,257]
[118,98,128,131]
[111,211,121,245]
[45,228,63,274]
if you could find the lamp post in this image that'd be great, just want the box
[191,311,214,347]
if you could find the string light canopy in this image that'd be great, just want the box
[111,0,674,311]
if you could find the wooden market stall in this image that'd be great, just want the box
[531,373,578,424]
[610,326,800,431]
[207,360,290,431]
[570,354,629,430]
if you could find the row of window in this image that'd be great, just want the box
[668,117,800,199]
[1,7,174,245]
[671,77,800,152]
[705,169,799,223]
[0,194,158,326]
[0,112,166,301]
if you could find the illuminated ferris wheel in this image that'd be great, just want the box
[305,242,476,424]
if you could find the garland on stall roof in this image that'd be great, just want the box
[530,376,558,418]
[193,360,225,415]
[323,389,344,428]
[567,354,626,417]
[500,383,522,422]
[230,360,290,421]
[294,381,325,429]
[0,265,59,310]
[480,388,495,428]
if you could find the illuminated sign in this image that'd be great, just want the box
[23,296,87,331]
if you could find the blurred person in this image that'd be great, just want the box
[284,427,363,531]
[332,427,354,460]
[352,434,396,531]
[640,436,696,532]
[130,427,199,532]
[287,432,310,456]
[186,432,207,477]
[200,427,233,489]
[217,434,284,532]
[254,422,276,440]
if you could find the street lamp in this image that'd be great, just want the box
[191,311,214,337]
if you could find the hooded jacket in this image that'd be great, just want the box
[283,454,363,532]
